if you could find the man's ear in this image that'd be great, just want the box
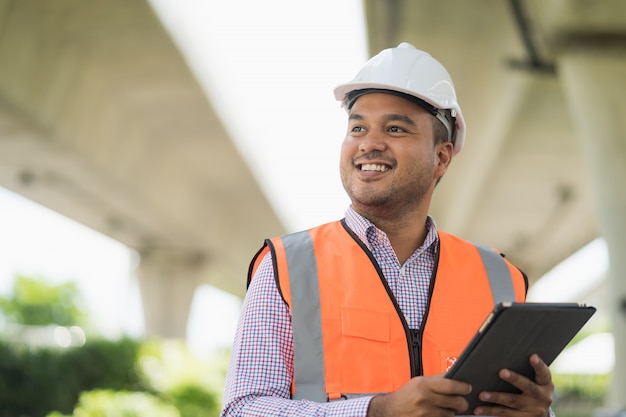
[437,141,453,169]
[433,141,453,186]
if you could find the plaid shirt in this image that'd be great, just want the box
[221,206,439,417]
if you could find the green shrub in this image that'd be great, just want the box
[0,276,87,327]
[0,275,225,417]
[136,339,224,417]
[60,337,144,392]
[551,373,609,417]
[0,337,143,417]
[165,383,220,417]
[47,389,180,417]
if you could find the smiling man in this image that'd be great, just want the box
[221,42,555,417]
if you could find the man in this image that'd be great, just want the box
[220,42,554,417]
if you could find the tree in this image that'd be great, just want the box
[0,275,88,326]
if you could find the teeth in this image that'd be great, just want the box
[361,164,389,172]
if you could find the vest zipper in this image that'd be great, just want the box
[414,239,441,376]
[410,328,422,376]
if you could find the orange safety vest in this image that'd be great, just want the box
[248,220,527,402]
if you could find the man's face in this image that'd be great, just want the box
[339,92,451,218]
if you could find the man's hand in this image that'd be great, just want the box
[473,354,554,417]
[367,373,472,417]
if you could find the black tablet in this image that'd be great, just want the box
[445,302,596,413]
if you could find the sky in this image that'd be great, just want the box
[0,0,612,368]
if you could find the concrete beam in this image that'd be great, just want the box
[136,247,207,339]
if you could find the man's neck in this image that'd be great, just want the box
[383,219,429,265]
[357,208,429,265]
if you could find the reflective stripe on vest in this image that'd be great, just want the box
[474,243,515,305]
[281,231,328,402]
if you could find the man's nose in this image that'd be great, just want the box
[358,131,387,153]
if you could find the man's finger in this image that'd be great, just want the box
[530,354,552,386]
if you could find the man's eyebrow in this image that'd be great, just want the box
[348,113,417,126]
[385,113,417,126]
[348,113,364,121]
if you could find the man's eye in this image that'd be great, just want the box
[351,126,366,133]
[388,126,405,133]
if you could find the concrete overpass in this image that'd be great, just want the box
[0,0,286,339]
[0,0,624,409]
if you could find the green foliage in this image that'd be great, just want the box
[552,373,609,417]
[63,337,144,392]
[0,336,227,417]
[553,373,609,402]
[0,275,226,416]
[165,383,220,417]
[47,389,180,417]
[0,275,87,326]
[0,337,143,417]
[136,339,224,417]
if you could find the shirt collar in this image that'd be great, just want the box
[343,205,439,256]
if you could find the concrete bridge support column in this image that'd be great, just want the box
[557,46,626,408]
[136,248,206,339]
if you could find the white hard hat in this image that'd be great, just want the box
[334,42,466,155]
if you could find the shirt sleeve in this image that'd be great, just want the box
[220,252,373,417]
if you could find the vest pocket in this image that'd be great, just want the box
[341,305,390,342]
[334,305,394,392]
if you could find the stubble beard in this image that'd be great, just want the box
[343,173,432,222]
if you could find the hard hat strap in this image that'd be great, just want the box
[434,110,454,144]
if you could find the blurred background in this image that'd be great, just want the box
[0,0,624,416]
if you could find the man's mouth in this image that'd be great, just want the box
[358,163,391,172]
